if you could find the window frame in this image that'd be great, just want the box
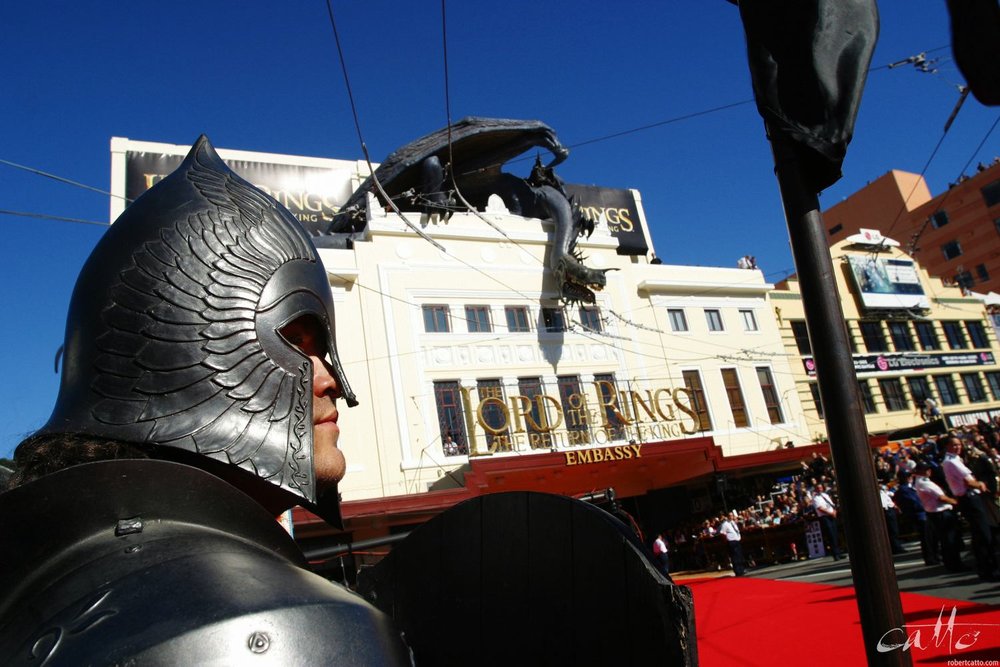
[790,320,812,355]
[667,308,689,333]
[504,305,531,333]
[915,321,940,350]
[721,368,749,427]
[705,309,725,333]
[682,369,712,432]
[477,378,510,449]
[541,306,567,333]
[878,377,909,412]
[933,375,960,406]
[755,366,784,424]
[433,380,468,455]
[859,321,888,352]
[518,376,552,448]
[557,375,589,438]
[594,373,626,440]
[942,321,968,349]
[464,305,492,333]
[579,306,603,333]
[422,304,451,333]
[887,321,915,351]
[858,380,877,414]
[986,371,1000,401]
[965,320,990,348]
[961,372,987,403]
[941,239,963,261]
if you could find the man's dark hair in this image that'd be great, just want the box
[6,433,150,490]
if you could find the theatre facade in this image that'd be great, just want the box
[110,137,827,548]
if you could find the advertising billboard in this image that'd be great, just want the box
[112,138,652,255]
[847,256,929,310]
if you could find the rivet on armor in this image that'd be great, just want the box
[247,631,271,654]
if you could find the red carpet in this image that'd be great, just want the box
[684,575,1000,665]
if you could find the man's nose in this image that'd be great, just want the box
[311,355,341,399]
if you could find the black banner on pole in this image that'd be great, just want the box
[738,0,879,193]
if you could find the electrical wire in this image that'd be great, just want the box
[0,209,107,227]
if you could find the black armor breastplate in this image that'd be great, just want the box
[0,460,410,665]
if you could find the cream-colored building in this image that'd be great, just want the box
[110,137,815,538]
[322,196,812,502]
[775,231,1000,442]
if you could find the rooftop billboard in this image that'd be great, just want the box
[847,255,929,310]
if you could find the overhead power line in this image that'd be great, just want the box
[0,209,107,227]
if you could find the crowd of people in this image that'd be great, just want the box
[657,426,1000,580]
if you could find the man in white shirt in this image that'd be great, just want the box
[718,513,746,576]
[652,532,670,576]
[941,436,999,581]
[811,484,843,560]
[914,463,962,571]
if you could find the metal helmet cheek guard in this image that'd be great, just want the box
[42,135,355,522]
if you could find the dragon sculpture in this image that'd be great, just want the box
[328,117,609,304]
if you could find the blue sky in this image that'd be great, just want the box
[1,2,997,458]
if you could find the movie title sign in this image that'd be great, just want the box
[455,381,701,457]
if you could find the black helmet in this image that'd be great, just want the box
[41,136,355,521]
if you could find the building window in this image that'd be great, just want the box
[518,377,552,448]
[594,373,626,440]
[790,320,812,355]
[682,370,712,432]
[579,306,603,333]
[721,368,749,427]
[423,305,451,333]
[858,380,877,414]
[809,383,824,418]
[433,381,467,455]
[933,375,960,406]
[465,305,492,333]
[477,378,510,449]
[929,210,950,228]
[977,264,991,282]
[941,240,963,261]
[756,367,784,424]
[668,309,688,332]
[982,179,1000,207]
[887,321,915,351]
[740,309,759,332]
[942,321,968,349]
[541,307,566,333]
[505,306,531,332]
[915,321,940,350]
[859,321,888,352]
[961,373,987,403]
[986,371,1000,400]
[557,375,589,442]
[878,378,909,412]
[965,320,990,348]
[705,309,724,332]
[908,376,934,406]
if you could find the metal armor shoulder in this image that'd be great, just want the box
[0,460,410,665]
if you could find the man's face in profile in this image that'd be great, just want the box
[280,316,346,488]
